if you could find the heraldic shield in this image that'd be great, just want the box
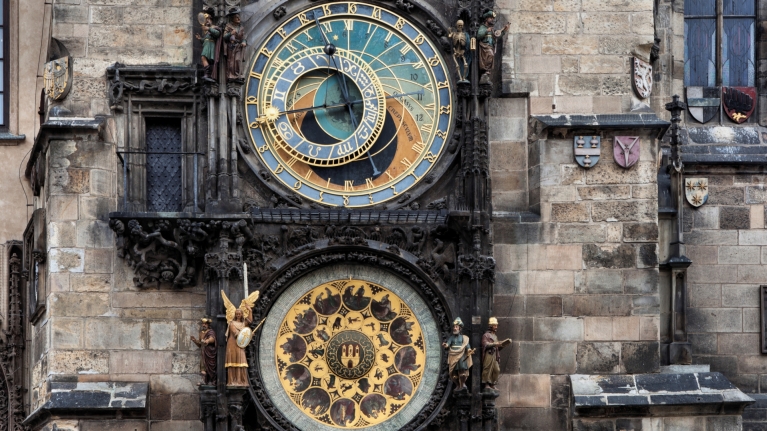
[614,137,640,169]
[43,56,72,101]
[632,58,653,99]
[685,178,709,208]
[722,87,756,124]
[686,87,720,124]
[574,136,601,169]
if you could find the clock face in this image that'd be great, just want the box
[258,265,442,431]
[245,2,453,207]
[275,280,427,428]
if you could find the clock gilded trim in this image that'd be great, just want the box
[245,2,454,207]
[259,264,441,431]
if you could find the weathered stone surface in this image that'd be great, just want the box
[149,375,197,395]
[171,393,200,420]
[551,203,590,222]
[592,201,657,222]
[70,273,111,292]
[719,246,760,265]
[612,317,640,341]
[693,206,720,229]
[149,321,178,350]
[520,342,577,374]
[637,244,658,268]
[576,342,620,373]
[708,187,745,205]
[49,350,109,375]
[583,244,637,269]
[719,334,760,355]
[85,319,145,349]
[686,230,738,245]
[720,206,750,230]
[51,318,83,349]
[525,270,575,294]
[49,248,85,273]
[622,223,658,243]
[111,351,172,375]
[49,222,77,249]
[624,269,659,294]
[584,317,613,340]
[520,296,559,316]
[112,292,205,308]
[50,293,109,317]
[50,168,90,195]
[150,394,171,420]
[564,295,633,316]
[688,264,738,284]
[740,230,767,245]
[688,308,743,333]
[534,317,584,341]
[621,342,660,373]
[508,374,551,407]
[171,353,199,374]
[559,224,607,243]
[80,420,147,431]
[581,270,623,294]
[577,185,631,201]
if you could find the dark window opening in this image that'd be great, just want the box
[145,118,183,212]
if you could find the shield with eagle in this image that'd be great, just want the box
[722,87,756,124]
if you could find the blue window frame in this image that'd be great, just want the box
[684,0,755,87]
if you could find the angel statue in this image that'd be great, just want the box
[221,289,260,386]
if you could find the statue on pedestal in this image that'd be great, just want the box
[443,317,474,391]
[222,290,260,386]
[197,12,221,82]
[191,317,217,385]
[481,317,511,392]
[449,20,471,84]
[224,7,247,83]
[477,10,509,85]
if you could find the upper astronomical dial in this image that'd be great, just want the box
[245,2,453,207]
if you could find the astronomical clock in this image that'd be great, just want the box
[106,0,502,430]
[243,2,455,208]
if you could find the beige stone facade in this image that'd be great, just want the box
[1,0,766,430]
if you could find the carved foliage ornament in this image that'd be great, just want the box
[44,56,72,101]
[632,57,652,99]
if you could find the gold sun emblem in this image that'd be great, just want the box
[696,181,708,191]
[685,180,696,192]
[691,194,703,206]
[263,106,280,123]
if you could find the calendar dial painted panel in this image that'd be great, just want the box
[246,2,453,207]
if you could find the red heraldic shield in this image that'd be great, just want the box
[613,137,640,169]
[722,87,756,124]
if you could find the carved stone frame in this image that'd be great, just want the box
[246,246,453,431]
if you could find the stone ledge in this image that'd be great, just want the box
[0,132,26,145]
[571,372,754,418]
[532,114,671,135]
[23,381,148,428]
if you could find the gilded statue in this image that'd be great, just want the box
[190,317,217,385]
[481,317,510,392]
[221,290,260,386]
[442,317,474,391]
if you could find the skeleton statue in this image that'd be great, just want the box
[449,20,471,83]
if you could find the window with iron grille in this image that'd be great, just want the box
[684,0,755,87]
[145,118,183,212]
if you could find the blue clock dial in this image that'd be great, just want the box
[246,2,453,207]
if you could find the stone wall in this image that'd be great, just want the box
[490,99,661,427]
[497,0,655,115]
[32,128,206,431]
[50,0,194,117]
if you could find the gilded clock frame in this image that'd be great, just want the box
[243,1,457,208]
